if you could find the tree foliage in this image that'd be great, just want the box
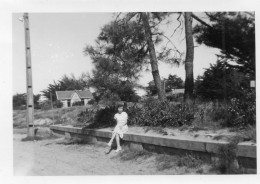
[84,12,182,102]
[146,74,184,96]
[194,61,250,100]
[41,74,89,101]
[84,16,157,102]
[193,12,255,77]
[13,93,41,110]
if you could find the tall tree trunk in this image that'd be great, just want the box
[141,12,166,101]
[184,12,194,104]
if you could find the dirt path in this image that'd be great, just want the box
[13,129,213,175]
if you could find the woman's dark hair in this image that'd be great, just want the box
[117,104,124,108]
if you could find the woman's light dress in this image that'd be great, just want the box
[113,112,128,138]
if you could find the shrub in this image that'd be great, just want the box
[127,99,194,127]
[40,100,52,110]
[226,97,255,128]
[54,100,63,108]
[87,99,95,105]
[201,101,232,127]
[216,89,256,128]
[72,101,84,106]
[195,89,256,129]
[88,105,118,128]
[215,142,240,174]
[13,105,26,110]
[77,107,96,124]
[166,94,183,102]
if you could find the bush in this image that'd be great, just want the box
[72,101,84,106]
[54,100,63,108]
[88,105,118,128]
[77,107,96,124]
[210,89,256,128]
[13,105,26,110]
[225,93,255,127]
[40,100,52,110]
[166,94,183,102]
[40,100,63,110]
[127,99,194,127]
[87,99,95,105]
[216,142,240,174]
[76,89,255,130]
[195,89,256,129]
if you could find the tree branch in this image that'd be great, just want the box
[205,12,222,21]
[156,32,182,56]
[169,12,183,38]
[191,13,213,28]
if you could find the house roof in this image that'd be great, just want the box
[56,90,93,100]
[170,88,185,95]
[76,90,93,99]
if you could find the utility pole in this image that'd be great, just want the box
[50,92,54,122]
[222,18,227,104]
[23,13,34,137]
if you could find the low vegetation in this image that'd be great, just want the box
[13,89,256,144]
[74,89,256,143]
[113,149,208,174]
[13,106,87,128]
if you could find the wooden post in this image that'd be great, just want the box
[23,13,34,137]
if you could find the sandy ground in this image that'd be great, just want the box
[13,128,213,175]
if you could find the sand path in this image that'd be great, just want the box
[14,131,208,175]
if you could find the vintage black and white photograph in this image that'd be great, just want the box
[9,2,257,178]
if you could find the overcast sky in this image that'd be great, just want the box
[12,12,220,96]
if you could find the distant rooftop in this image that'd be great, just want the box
[56,90,93,100]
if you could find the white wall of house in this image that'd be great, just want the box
[71,92,81,105]
[84,99,90,106]
[61,100,68,108]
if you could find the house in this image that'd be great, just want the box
[167,88,185,96]
[56,90,93,108]
[151,88,185,99]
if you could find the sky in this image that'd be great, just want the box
[12,12,220,96]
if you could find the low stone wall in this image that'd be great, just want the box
[50,125,257,169]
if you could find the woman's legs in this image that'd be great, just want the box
[108,132,116,146]
[115,134,121,152]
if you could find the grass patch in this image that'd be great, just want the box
[176,154,203,168]
[13,106,88,129]
[13,110,27,128]
[114,149,205,172]
[155,154,178,171]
